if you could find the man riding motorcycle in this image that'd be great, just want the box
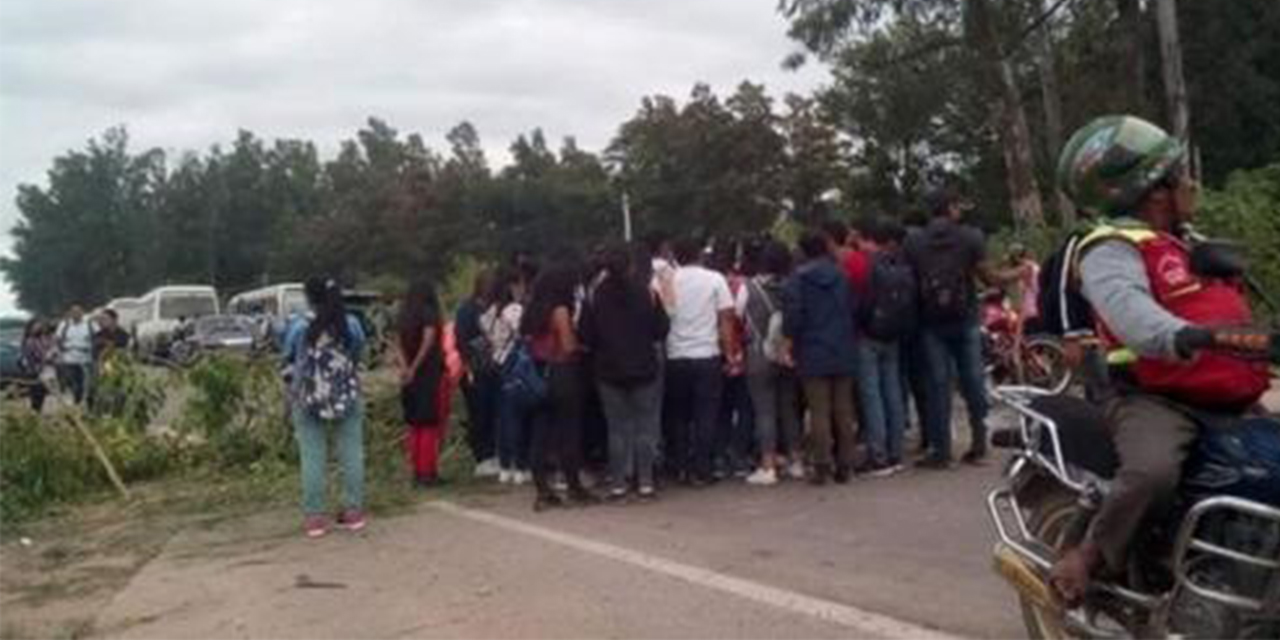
[1049,115,1275,605]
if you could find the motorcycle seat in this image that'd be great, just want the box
[1027,395,1119,480]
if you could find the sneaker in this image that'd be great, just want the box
[962,448,989,466]
[745,468,778,486]
[866,462,899,479]
[499,469,513,485]
[514,471,531,486]
[833,465,852,484]
[303,515,329,539]
[809,465,831,486]
[606,487,629,504]
[636,485,657,502]
[552,476,570,493]
[787,460,806,480]
[474,458,501,478]
[337,509,367,532]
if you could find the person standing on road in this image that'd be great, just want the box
[743,239,801,485]
[522,262,598,511]
[396,281,449,488]
[283,277,368,539]
[581,244,670,502]
[456,270,500,478]
[906,189,1026,469]
[54,305,95,405]
[849,219,913,477]
[483,266,532,485]
[713,239,754,479]
[784,230,860,485]
[663,237,741,486]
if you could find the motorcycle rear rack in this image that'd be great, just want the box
[1172,495,1280,614]
[989,385,1092,494]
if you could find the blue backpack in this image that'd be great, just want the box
[299,333,361,420]
[501,340,548,410]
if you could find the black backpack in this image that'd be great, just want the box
[861,251,918,341]
[915,234,973,323]
[1037,230,1094,338]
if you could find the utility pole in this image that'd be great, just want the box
[1036,0,1073,226]
[622,192,633,242]
[1156,0,1191,175]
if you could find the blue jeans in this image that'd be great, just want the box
[922,320,989,459]
[854,338,906,464]
[497,385,532,471]
[293,405,365,516]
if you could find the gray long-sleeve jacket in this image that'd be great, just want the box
[1079,238,1188,361]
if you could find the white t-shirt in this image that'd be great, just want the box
[57,319,95,365]
[666,265,733,360]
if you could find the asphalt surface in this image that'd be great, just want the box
[92,389,1280,639]
[95,458,1025,639]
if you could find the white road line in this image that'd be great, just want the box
[431,501,969,640]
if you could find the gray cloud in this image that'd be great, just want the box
[0,0,827,313]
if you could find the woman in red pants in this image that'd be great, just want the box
[397,281,448,487]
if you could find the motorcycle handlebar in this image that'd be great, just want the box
[1174,327,1280,365]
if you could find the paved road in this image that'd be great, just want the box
[84,389,1280,638]
[95,459,1024,639]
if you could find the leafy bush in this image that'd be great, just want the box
[92,352,166,428]
[1198,163,1280,321]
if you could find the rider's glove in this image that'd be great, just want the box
[1174,327,1214,359]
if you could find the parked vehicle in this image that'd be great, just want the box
[227,284,306,349]
[168,315,257,365]
[121,286,220,359]
[0,317,26,389]
[987,380,1280,639]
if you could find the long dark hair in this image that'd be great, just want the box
[521,262,580,337]
[398,280,441,351]
[304,276,352,348]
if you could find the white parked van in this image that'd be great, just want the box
[227,283,306,348]
[131,286,220,356]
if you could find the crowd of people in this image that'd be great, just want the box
[16,306,131,412]
[319,187,1038,528]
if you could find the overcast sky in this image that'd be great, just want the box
[0,0,828,314]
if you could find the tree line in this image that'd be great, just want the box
[5,0,1278,315]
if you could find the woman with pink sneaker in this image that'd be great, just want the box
[282,277,369,539]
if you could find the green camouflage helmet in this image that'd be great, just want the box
[1056,115,1185,217]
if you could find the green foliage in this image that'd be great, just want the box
[92,353,166,428]
[1,411,103,523]
[1198,163,1280,320]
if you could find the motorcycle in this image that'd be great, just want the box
[986,376,1280,638]
[981,290,1073,395]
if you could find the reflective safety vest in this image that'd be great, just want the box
[1075,221,1270,409]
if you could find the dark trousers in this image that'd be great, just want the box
[462,371,498,462]
[900,333,933,446]
[715,374,755,472]
[663,357,724,482]
[531,362,586,496]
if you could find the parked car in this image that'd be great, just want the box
[169,315,256,365]
[0,317,25,389]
